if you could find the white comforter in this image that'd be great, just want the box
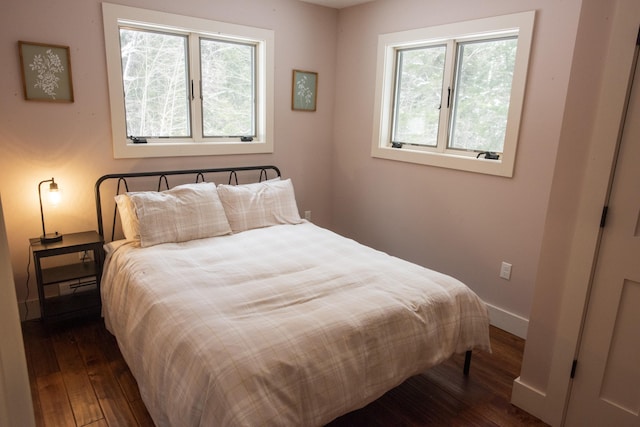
[101,222,490,426]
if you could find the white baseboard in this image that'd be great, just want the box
[485,303,529,339]
[512,376,559,426]
[18,299,41,322]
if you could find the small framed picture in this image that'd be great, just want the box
[19,41,74,102]
[292,69,317,111]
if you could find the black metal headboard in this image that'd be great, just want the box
[95,165,280,242]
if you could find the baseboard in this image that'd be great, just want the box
[512,376,558,426]
[485,303,528,339]
[18,298,40,322]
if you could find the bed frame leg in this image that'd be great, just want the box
[463,350,472,376]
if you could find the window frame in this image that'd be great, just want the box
[371,11,535,177]
[102,3,274,159]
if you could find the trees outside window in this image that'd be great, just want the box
[372,11,535,177]
[103,3,273,158]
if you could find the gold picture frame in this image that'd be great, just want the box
[19,41,74,102]
[292,69,317,111]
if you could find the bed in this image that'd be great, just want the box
[95,166,491,426]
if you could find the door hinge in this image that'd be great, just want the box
[600,206,608,228]
[570,360,578,378]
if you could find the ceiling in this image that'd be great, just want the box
[297,0,376,9]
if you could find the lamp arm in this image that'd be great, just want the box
[38,178,54,239]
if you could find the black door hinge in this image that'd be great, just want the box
[600,206,608,228]
[570,360,578,379]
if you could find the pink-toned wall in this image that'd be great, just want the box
[519,0,614,394]
[331,0,584,334]
[333,0,632,424]
[1,0,627,422]
[512,1,640,424]
[0,0,337,318]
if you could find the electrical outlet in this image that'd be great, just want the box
[78,250,93,261]
[304,210,312,221]
[500,262,512,280]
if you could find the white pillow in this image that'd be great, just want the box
[217,178,302,233]
[115,193,140,241]
[125,182,231,247]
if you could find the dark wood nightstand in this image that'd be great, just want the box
[30,231,104,321]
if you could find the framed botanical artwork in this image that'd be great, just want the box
[19,41,74,102]
[292,69,317,111]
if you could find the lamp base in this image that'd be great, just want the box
[40,232,63,244]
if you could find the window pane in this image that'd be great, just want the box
[392,45,446,146]
[200,39,255,137]
[449,37,517,152]
[119,29,190,138]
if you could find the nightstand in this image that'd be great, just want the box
[30,231,104,321]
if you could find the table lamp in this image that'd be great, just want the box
[38,177,63,243]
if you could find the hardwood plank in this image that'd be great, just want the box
[95,325,155,426]
[129,397,156,427]
[22,321,59,378]
[96,324,142,402]
[29,365,45,427]
[24,335,45,427]
[36,373,76,427]
[328,326,548,426]
[51,329,104,426]
[25,319,547,427]
[74,321,140,427]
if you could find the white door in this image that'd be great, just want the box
[564,51,640,426]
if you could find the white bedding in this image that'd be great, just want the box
[101,221,491,426]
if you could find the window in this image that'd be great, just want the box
[372,11,535,177]
[102,3,274,158]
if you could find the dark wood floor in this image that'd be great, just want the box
[23,317,548,426]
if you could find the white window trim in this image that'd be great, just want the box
[102,3,274,159]
[371,11,535,177]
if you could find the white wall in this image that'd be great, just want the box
[332,0,638,424]
[2,0,630,423]
[0,0,338,319]
[513,0,640,424]
[0,0,594,337]
[331,0,584,336]
[0,194,35,427]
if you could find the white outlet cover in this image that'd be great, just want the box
[500,262,512,280]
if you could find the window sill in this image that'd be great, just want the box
[113,139,274,159]
[371,145,514,177]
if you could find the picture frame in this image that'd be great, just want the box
[292,69,317,111]
[19,41,74,102]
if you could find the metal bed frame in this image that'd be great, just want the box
[94,165,280,242]
[93,164,474,375]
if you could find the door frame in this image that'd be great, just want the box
[0,194,35,427]
[564,41,640,422]
[511,1,640,425]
